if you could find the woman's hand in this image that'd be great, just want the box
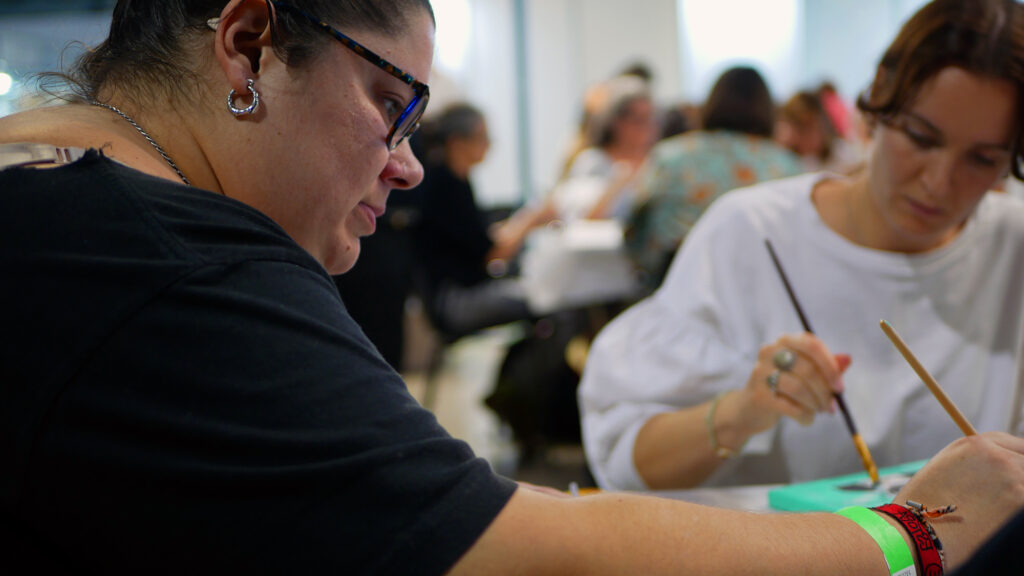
[734,332,849,435]
[895,432,1024,569]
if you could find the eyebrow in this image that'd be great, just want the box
[903,112,1012,151]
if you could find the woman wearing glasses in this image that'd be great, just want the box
[2,0,1024,574]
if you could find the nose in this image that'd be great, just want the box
[381,139,425,190]
[921,150,956,200]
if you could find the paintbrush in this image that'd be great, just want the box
[764,239,880,484]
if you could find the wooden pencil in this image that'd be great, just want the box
[764,239,880,484]
[879,319,977,436]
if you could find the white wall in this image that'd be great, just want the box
[0,11,110,116]
[678,0,803,103]
[428,0,524,208]
[800,0,928,103]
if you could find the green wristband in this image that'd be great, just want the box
[836,506,916,576]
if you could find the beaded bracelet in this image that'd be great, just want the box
[874,503,947,576]
[706,392,744,459]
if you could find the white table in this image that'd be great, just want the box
[519,220,641,314]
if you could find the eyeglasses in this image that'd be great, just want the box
[270,1,430,151]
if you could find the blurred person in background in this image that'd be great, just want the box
[413,102,554,336]
[554,62,656,188]
[551,75,659,223]
[626,66,803,289]
[775,90,864,174]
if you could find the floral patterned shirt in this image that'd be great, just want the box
[627,130,804,286]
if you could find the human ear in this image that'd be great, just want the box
[214,0,274,94]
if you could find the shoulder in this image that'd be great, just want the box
[2,149,318,270]
[568,147,611,175]
[971,191,1024,239]
[699,172,820,226]
[651,131,802,171]
[668,173,821,259]
[728,134,804,168]
[977,190,1024,217]
[650,132,707,159]
[0,104,182,181]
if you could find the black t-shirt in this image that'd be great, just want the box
[0,151,515,573]
[413,162,494,292]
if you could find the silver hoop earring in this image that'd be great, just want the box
[227,79,260,117]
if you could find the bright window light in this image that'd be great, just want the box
[0,72,12,96]
[679,0,800,100]
[432,0,472,75]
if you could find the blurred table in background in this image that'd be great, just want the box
[520,220,641,315]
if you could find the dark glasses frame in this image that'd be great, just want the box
[270,1,430,150]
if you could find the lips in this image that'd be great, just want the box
[905,196,944,217]
[357,202,383,234]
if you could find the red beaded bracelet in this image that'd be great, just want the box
[873,503,944,575]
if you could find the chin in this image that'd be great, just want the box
[324,241,361,276]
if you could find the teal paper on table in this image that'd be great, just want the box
[768,460,928,512]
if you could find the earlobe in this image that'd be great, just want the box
[214,0,274,93]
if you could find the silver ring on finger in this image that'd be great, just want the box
[772,348,796,372]
[766,370,781,396]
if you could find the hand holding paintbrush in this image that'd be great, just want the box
[764,240,881,484]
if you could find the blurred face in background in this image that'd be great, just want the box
[866,66,1017,252]
[450,119,491,169]
[775,115,827,159]
[613,97,658,154]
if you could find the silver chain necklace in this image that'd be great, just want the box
[90,101,191,186]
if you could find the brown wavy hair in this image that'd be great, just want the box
[856,0,1024,178]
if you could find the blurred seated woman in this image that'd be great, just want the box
[413,102,555,336]
[625,66,804,288]
[775,90,864,174]
[552,75,658,223]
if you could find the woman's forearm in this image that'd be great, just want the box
[451,488,895,576]
[452,432,1024,575]
[633,391,759,489]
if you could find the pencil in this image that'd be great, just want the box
[764,239,880,484]
[879,319,977,436]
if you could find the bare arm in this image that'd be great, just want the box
[449,432,1024,575]
[633,393,752,489]
[451,488,889,576]
[584,161,646,220]
[486,200,559,264]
